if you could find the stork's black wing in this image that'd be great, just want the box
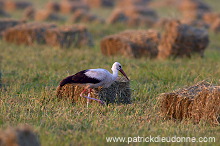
[59,70,101,87]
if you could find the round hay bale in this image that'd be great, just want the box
[4,1,32,11]
[3,22,57,45]
[70,9,104,24]
[34,10,64,21]
[158,81,220,125]
[84,0,114,8]
[0,125,40,146]
[157,19,209,59]
[45,25,93,48]
[46,1,60,12]
[56,77,131,104]
[60,1,89,14]
[100,29,160,58]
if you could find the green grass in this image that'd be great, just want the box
[1,0,220,146]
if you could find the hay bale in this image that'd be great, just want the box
[122,6,158,18]
[148,0,180,8]
[45,1,60,12]
[3,22,57,45]
[0,125,40,146]
[178,0,211,12]
[60,1,89,14]
[0,19,23,37]
[34,10,64,21]
[181,10,204,22]
[202,12,220,33]
[106,9,128,24]
[56,77,131,104]
[100,30,160,58]
[203,12,220,24]
[211,18,220,33]
[158,81,220,125]
[153,18,169,28]
[84,0,114,8]
[116,0,151,7]
[23,6,36,20]
[4,1,32,11]
[157,19,209,59]
[181,19,209,29]
[179,0,211,23]
[70,9,104,23]
[0,1,5,8]
[45,25,93,48]
[0,8,10,18]
[0,71,2,89]
[107,6,158,26]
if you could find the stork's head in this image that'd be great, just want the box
[112,62,129,81]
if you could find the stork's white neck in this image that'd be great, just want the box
[111,68,119,81]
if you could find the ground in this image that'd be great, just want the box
[0,0,220,145]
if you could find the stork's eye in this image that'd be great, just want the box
[119,65,121,69]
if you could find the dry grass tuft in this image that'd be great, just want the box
[100,29,160,58]
[157,19,209,59]
[0,124,40,146]
[56,77,131,104]
[158,81,220,125]
[3,22,57,45]
[45,25,93,48]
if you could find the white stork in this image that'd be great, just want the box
[58,62,129,106]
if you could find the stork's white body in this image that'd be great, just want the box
[58,62,129,106]
[84,68,118,88]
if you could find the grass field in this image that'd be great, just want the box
[0,0,220,145]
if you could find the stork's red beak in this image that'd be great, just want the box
[119,69,129,81]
